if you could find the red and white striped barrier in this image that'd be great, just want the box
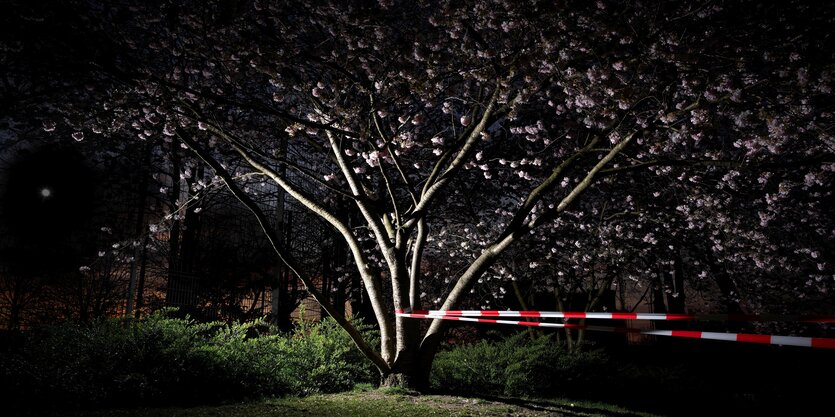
[396,312,835,349]
[395,309,835,323]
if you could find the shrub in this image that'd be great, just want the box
[430,332,610,398]
[0,309,378,412]
[279,316,378,394]
[0,319,142,408]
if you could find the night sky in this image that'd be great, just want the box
[0,146,99,268]
[0,1,101,263]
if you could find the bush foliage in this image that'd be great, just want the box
[430,332,611,398]
[0,309,377,411]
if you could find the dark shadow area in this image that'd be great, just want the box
[429,335,834,417]
[598,341,833,416]
[463,393,653,417]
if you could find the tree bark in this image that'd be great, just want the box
[706,250,743,314]
[664,249,686,314]
[134,233,149,319]
[165,141,183,308]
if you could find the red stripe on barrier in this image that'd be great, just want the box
[665,314,693,321]
[611,312,637,320]
[481,311,501,316]
[812,338,835,349]
[737,334,772,344]
[518,321,542,327]
[563,312,586,319]
[671,331,703,339]
[520,311,541,317]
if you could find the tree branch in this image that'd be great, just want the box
[404,87,501,228]
[178,131,390,373]
[198,125,395,363]
[135,70,358,137]
[600,154,835,176]
[420,131,638,354]
[408,219,427,310]
[325,131,395,252]
[498,135,602,242]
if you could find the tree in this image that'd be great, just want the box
[3,0,834,388]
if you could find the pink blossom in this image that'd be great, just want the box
[442,102,453,114]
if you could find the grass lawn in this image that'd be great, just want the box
[42,387,661,417]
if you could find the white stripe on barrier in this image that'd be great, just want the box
[396,312,835,349]
[698,332,737,342]
[394,309,835,323]
[771,335,811,348]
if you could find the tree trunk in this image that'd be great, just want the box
[380,347,435,390]
[332,234,347,316]
[134,233,149,319]
[707,252,743,314]
[380,371,421,389]
[555,286,576,352]
[651,274,667,314]
[664,249,686,314]
[8,300,21,331]
[165,141,183,307]
[126,142,151,318]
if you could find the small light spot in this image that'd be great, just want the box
[40,188,52,198]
